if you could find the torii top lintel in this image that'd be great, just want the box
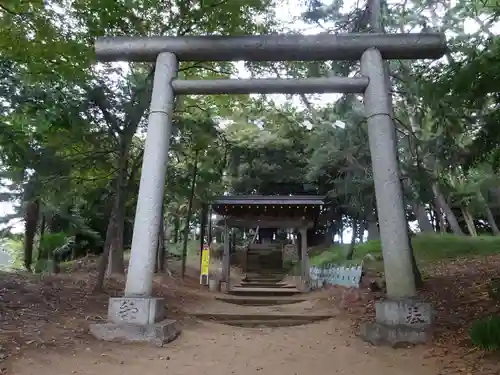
[94,32,447,62]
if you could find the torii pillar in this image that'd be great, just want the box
[89,52,181,346]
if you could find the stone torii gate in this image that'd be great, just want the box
[89,32,447,346]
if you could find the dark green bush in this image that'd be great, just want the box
[38,232,67,259]
[488,278,500,301]
[469,315,500,351]
[34,233,67,274]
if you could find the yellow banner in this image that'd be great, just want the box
[201,245,210,276]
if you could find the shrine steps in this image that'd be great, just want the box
[239,279,287,288]
[227,286,301,297]
[243,274,286,282]
[215,294,307,306]
[190,312,332,328]
[238,282,295,288]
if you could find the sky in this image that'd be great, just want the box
[234,0,344,106]
[1,0,498,239]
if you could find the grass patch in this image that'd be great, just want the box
[309,243,375,266]
[1,238,24,269]
[310,233,500,267]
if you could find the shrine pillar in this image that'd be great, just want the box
[221,218,231,291]
[299,227,310,292]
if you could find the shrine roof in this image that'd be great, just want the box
[211,195,325,217]
[211,195,325,206]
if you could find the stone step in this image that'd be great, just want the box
[191,313,332,328]
[245,270,286,274]
[237,283,295,288]
[219,319,329,328]
[245,276,284,280]
[215,295,306,306]
[228,287,301,297]
[243,279,285,284]
[244,274,285,280]
[244,274,285,278]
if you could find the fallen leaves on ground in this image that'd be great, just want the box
[0,256,208,369]
[2,254,500,374]
[313,255,500,375]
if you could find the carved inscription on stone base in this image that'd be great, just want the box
[375,299,432,330]
[108,297,165,325]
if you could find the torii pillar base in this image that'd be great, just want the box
[89,297,181,347]
[360,298,433,347]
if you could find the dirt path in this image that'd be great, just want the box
[6,257,440,375]
[6,253,500,374]
[11,317,439,375]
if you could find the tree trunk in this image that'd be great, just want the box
[485,203,500,235]
[358,221,366,243]
[432,205,442,232]
[432,183,465,235]
[105,191,126,275]
[367,216,380,241]
[490,187,500,208]
[346,216,358,260]
[104,150,128,276]
[173,217,180,243]
[231,228,236,252]
[461,206,477,236]
[198,204,208,269]
[339,215,344,244]
[325,222,335,246]
[427,207,434,231]
[157,219,166,273]
[37,214,46,261]
[207,207,213,244]
[155,202,166,273]
[478,191,500,235]
[94,149,130,290]
[107,219,125,275]
[435,205,446,233]
[406,221,423,288]
[413,203,433,233]
[181,150,199,279]
[24,199,40,271]
[94,212,119,292]
[297,230,302,261]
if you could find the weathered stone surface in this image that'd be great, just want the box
[220,281,229,293]
[108,297,165,325]
[360,322,431,347]
[360,298,433,347]
[375,299,433,329]
[89,319,180,347]
[300,281,310,293]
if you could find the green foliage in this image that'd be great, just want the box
[310,234,500,267]
[33,258,57,274]
[1,0,500,280]
[168,240,199,257]
[0,0,280,274]
[225,102,310,195]
[33,232,68,273]
[37,232,67,259]
[469,316,500,351]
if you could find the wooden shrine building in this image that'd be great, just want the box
[210,195,325,291]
